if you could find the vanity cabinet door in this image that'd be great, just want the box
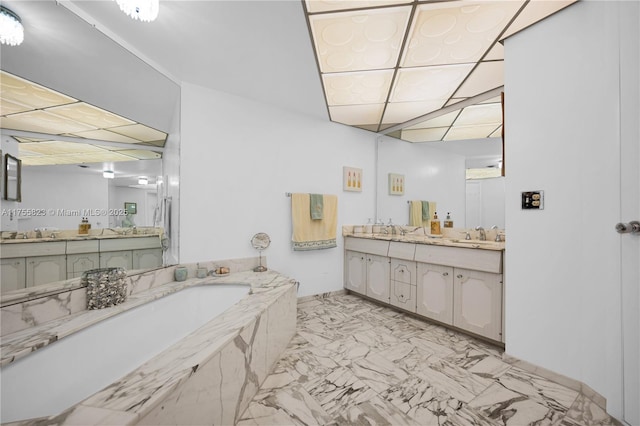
[345,251,367,295]
[390,259,417,312]
[26,255,67,287]
[1,258,26,293]
[417,263,454,325]
[67,253,100,279]
[99,250,133,270]
[453,268,503,341]
[133,248,163,270]
[366,254,390,303]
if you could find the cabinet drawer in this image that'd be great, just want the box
[345,237,389,257]
[388,241,416,261]
[66,239,99,254]
[414,244,502,273]
[390,259,416,284]
[99,236,161,252]
[390,280,416,313]
[1,241,66,258]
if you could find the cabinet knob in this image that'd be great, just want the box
[443,272,449,276]
[457,274,463,279]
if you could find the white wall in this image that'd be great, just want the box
[17,166,109,231]
[504,1,631,419]
[377,137,466,227]
[466,177,505,229]
[180,83,376,297]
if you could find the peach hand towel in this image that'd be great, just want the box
[291,193,337,251]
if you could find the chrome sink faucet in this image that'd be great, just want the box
[475,226,486,241]
[491,225,502,242]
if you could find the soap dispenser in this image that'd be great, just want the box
[430,212,442,235]
[444,212,454,228]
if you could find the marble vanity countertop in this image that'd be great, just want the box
[0,232,161,244]
[345,232,505,251]
[0,270,295,368]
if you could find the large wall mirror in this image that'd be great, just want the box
[0,1,180,297]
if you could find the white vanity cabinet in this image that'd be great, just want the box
[1,258,26,292]
[417,263,454,324]
[67,240,100,279]
[26,255,67,287]
[99,250,133,270]
[388,242,417,312]
[344,236,505,343]
[133,248,163,270]
[453,268,503,342]
[344,237,391,303]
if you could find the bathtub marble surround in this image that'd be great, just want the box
[1,265,297,425]
[238,292,618,426]
[0,257,264,336]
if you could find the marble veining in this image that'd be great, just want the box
[1,264,297,425]
[239,292,619,426]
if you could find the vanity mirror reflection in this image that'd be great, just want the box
[0,0,180,298]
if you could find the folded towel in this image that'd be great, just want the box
[310,193,324,220]
[292,193,337,251]
[409,201,423,226]
[421,201,430,221]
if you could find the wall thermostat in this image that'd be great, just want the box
[522,191,544,210]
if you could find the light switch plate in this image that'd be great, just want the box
[522,191,544,209]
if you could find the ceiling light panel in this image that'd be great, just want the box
[108,124,167,143]
[69,129,145,144]
[323,69,394,106]
[400,126,448,142]
[329,103,385,126]
[454,103,502,126]
[305,0,411,14]
[405,110,460,130]
[401,1,523,68]
[1,98,32,115]
[382,99,445,124]
[18,141,109,156]
[502,0,576,39]
[1,110,95,134]
[114,149,162,160]
[309,6,411,73]
[453,60,504,98]
[444,123,501,141]
[46,102,135,129]
[0,71,77,109]
[489,125,502,138]
[390,63,474,102]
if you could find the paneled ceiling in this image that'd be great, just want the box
[303,0,576,142]
[0,70,165,166]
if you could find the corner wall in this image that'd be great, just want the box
[179,83,376,297]
[504,1,630,418]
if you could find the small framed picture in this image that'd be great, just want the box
[343,166,362,192]
[388,173,404,195]
[124,202,137,215]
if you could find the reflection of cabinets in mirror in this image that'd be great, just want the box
[26,255,67,287]
[133,248,163,270]
[99,250,133,270]
[67,254,99,279]
[1,258,26,292]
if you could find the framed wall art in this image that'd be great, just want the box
[4,153,21,202]
[388,173,404,195]
[343,166,362,192]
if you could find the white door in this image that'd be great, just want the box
[619,3,639,424]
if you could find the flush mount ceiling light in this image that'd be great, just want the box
[0,6,24,46]
[138,176,148,185]
[103,170,115,179]
[115,0,159,22]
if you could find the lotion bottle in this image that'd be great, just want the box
[444,212,454,228]
[430,212,442,235]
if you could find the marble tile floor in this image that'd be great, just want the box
[237,292,618,426]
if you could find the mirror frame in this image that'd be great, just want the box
[4,153,21,202]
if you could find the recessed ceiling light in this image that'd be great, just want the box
[138,176,148,185]
[0,6,24,46]
[103,170,115,179]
